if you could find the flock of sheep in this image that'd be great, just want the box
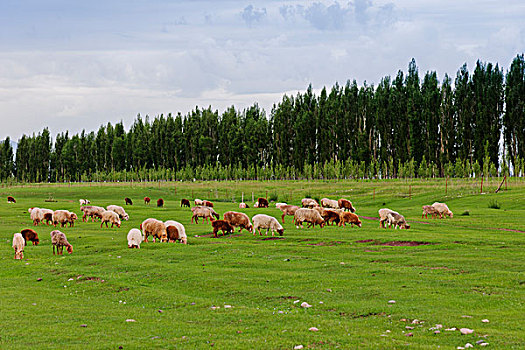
[8,194,453,260]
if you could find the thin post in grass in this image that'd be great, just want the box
[373,188,375,200]
[481,176,484,193]
[409,185,412,199]
[445,176,448,195]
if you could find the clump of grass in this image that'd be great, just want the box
[488,200,501,209]
[461,210,470,216]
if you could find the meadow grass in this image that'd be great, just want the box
[0,178,524,349]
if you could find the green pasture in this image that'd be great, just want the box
[0,178,523,349]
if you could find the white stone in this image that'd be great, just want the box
[388,300,396,304]
[309,327,319,332]
[301,302,312,308]
[294,346,304,350]
[465,343,473,348]
[481,319,490,323]
[460,328,474,335]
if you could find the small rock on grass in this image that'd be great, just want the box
[406,326,414,330]
[481,319,490,323]
[465,343,473,348]
[405,332,413,337]
[80,324,87,327]
[125,319,136,322]
[460,328,474,335]
[36,278,42,282]
[326,288,332,292]
[434,330,441,334]
[479,343,489,347]
[388,300,396,304]
[224,305,232,309]
[309,327,319,332]
[294,346,304,350]
[301,302,312,308]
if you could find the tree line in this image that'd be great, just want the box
[0,55,524,183]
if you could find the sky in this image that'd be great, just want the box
[0,0,523,141]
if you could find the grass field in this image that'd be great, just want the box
[0,178,524,349]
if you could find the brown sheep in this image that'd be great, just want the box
[256,197,269,208]
[181,198,190,207]
[211,220,234,238]
[278,205,300,224]
[338,199,356,213]
[157,198,164,207]
[223,211,253,233]
[294,208,325,228]
[21,228,40,245]
[422,205,440,219]
[144,197,151,205]
[125,197,133,205]
[322,209,341,226]
[191,206,219,224]
[203,200,214,207]
[43,212,54,225]
[339,212,362,228]
[7,196,16,203]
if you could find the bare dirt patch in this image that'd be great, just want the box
[377,241,435,246]
[355,239,376,243]
[307,241,344,246]
[78,276,105,282]
[261,237,285,241]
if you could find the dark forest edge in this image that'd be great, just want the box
[0,54,523,183]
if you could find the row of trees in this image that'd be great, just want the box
[0,55,523,183]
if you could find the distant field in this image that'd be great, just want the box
[0,178,524,349]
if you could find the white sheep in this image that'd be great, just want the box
[432,202,453,218]
[12,233,25,259]
[100,210,121,228]
[301,198,319,208]
[194,198,203,206]
[53,210,77,227]
[275,202,287,209]
[81,205,105,222]
[164,220,188,244]
[50,230,73,255]
[252,214,284,236]
[127,228,143,248]
[79,199,90,205]
[141,218,168,242]
[107,205,129,220]
[294,208,325,228]
[320,198,339,209]
[30,207,44,225]
[378,208,410,229]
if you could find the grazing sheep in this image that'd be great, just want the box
[432,202,453,218]
[239,202,249,209]
[194,199,203,206]
[7,196,16,203]
[203,200,214,207]
[164,220,187,244]
[157,198,164,207]
[181,198,190,207]
[301,198,319,208]
[339,212,362,228]
[338,199,356,213]
[223,211,253,233]
[140,218,167,243]
[378,208,410,229]
[191,206,219,224]
[30,207,43,225]
[144,197,151,205]
[127,228,143,248]
[12,233,25,259]
[422,205,440,219]
[43,212,54,225]
[79,199,90,205]
[50,230,73,255]
[211,220,234,237]
[278,205,300,224]
[387,212,410,229]
[124,197,133,205]
[21,228,40,245]
[320,198,339,209]
[256,197,269,208]
[253,201,259,208]
[294,208,325,228]
[81,205,105,222]
[107,205,129,220]
[100,210,121,228]
[275,202,287,209]
[322,209,342,226]
[53,210,77,227]
[252,214,284,236]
